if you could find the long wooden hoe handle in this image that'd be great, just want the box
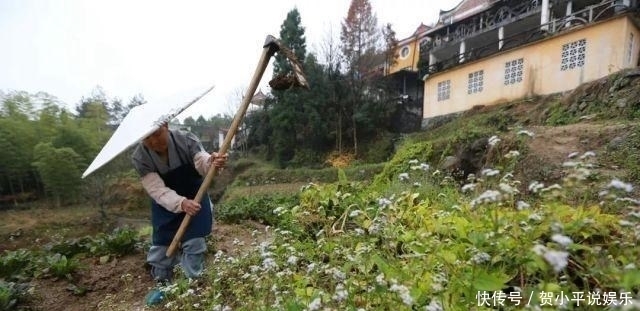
[166,36,280,257]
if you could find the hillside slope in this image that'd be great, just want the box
[408,68,640,193]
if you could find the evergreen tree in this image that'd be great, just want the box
[318,29,349,154]
[184,116,196,126]
[128,94,147,110]
[196,115,207,127]
[108,97,126,126]
[269,8,309,167]
[273,8,306,76]
[297,53,333,153]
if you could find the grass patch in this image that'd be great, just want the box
[216,194,299,227]
[232,163,385,186]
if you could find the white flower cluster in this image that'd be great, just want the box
[425,299,444,311]
[430,272,448,292]
[471,251,492,264]
[324,267,346,281]
[272,206,287,215]
[488,135,501,146]
[528,181,544,193]
[541,184,562,193]
[308,297,322,311]
[567,151,580,159]
[470,190,502,208]
[286,255,298,266]
[517,130,534,137]
[499,183,519,195]
[528,213,543,222]
[378,197,392,208]
[332,283,348,302]
[505,150,520,159]
[368,216,387,235]
[461,183,476,193]
[389,282,414,306]
[532,244,569,273]
[399,172,410,181]
[482,168,501,177]
[551,233,573,248]
[608,179,634,193]
[409,160,430,171]
[516,200,531,210]
[212,305,232,311]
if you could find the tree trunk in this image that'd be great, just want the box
[8,178,17,207]
[337,111,343,154]
[352,115,358,157]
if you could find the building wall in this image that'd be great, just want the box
[423,15,640,120]
[389,38,422,74]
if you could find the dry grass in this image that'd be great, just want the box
[325,151,356,168]
[0,205,96,234]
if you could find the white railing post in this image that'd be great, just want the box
[565,1,573,28]
[541,0,550,31]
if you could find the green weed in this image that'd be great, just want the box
[0,250,37,280]
[44,253,79,279]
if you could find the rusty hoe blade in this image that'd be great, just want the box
[268,38,310,91]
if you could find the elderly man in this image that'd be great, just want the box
[131,122,227,305]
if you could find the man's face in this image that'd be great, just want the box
[143,125,169,153]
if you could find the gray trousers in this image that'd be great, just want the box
[147,237,207,282]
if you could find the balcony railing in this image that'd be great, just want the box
[419,0,636,78]
[427,0,542,51]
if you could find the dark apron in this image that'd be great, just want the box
[148,136,212,246]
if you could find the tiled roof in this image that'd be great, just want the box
[440,0,493,22]
[412,23,431,36]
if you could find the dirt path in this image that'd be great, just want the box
[513,121,634,185]
[527,122,630,165]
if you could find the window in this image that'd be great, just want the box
[504,58,524,85]
[437,80,451,101]
[560,39,586,71]
[400,46,410,58]
[629,33,635,65]
[468,70,484,94]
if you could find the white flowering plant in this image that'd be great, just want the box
[158,132,640,311]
